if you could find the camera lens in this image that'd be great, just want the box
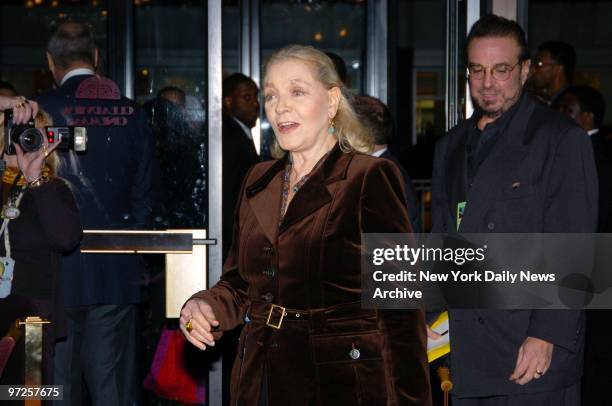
[12,127,43,152]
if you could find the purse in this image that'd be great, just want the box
[144,325,207,404]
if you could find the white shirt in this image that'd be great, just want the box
[60,68,96,86]
[371,146,388,157]
[588,129,600,137]
[231,116,253,140]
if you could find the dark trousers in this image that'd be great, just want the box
[451,382,580,406]
[55,304,137,406]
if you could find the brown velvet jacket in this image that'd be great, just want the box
[191,145,431,405]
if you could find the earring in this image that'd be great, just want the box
[328,117,336,134]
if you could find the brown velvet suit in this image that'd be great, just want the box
[192,145,431,405]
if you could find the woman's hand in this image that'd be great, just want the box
[0,96,38,124]
[14,135,61,182]
[180,298,221,350]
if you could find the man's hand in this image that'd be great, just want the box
[0,96,38,124]
[509,336,553,385]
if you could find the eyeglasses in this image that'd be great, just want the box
[467,61,521,81]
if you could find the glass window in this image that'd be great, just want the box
[222,0,241,76]
[135,0,208,229]
[528,0,612,125]
[388,0,448,180]
[0,0,109,96]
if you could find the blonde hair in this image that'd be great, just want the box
[264,45,373,158]
[0,109,60,177]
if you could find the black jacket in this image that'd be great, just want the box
[35,74,153,306]
[222,115,259,258]
[431,94,597,396]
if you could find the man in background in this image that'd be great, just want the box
[558,85,612,406]
[529,40,576,107]
[353,94,421,232]
[222,73,259,257]
[558,85,611,231]
[36,21,153,406]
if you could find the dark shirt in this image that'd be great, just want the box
[466,94,524,190]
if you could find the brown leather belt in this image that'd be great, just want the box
[247,301,375,330]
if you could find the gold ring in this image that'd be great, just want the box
[185,319,193,333]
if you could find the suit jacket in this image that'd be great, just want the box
[431,94,597,397]
[222,115,259,259]
[191,145,431,405]
[35,74,153,306]
[380,150,422,232]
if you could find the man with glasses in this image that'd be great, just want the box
[528,41,576,107]
[430,14,596,406]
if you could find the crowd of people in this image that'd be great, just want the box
[0,13,610,406]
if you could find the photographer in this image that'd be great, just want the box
[0,107,82,386]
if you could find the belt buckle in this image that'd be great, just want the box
[266,304,286,329]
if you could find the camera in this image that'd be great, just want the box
[3,109,87,155]
[45,126,88,153]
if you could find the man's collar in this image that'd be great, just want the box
[60,68,96,86]
[372,146,388,157]
[550,84,569,105]
[231,116,253,140]
[588,129,600,137]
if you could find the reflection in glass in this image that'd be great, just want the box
[388,0,446,179]
[0,0,109,95]
[135,1,207,229]
[222,0,240,76]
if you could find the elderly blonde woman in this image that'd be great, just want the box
[0,105,82,385]
[181,45,430,405]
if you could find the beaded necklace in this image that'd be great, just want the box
[279,150,332,222]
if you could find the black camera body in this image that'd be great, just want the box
[3,109,87,155]
[3,110,40,155]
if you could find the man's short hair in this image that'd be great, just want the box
[465,14,529,62]
[353,95,392,146]
[47,21,97,69]
[564,85,606,129]
[537,41,576,84]
[222,73,255,99]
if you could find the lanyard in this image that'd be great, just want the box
[0,174,27,258]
